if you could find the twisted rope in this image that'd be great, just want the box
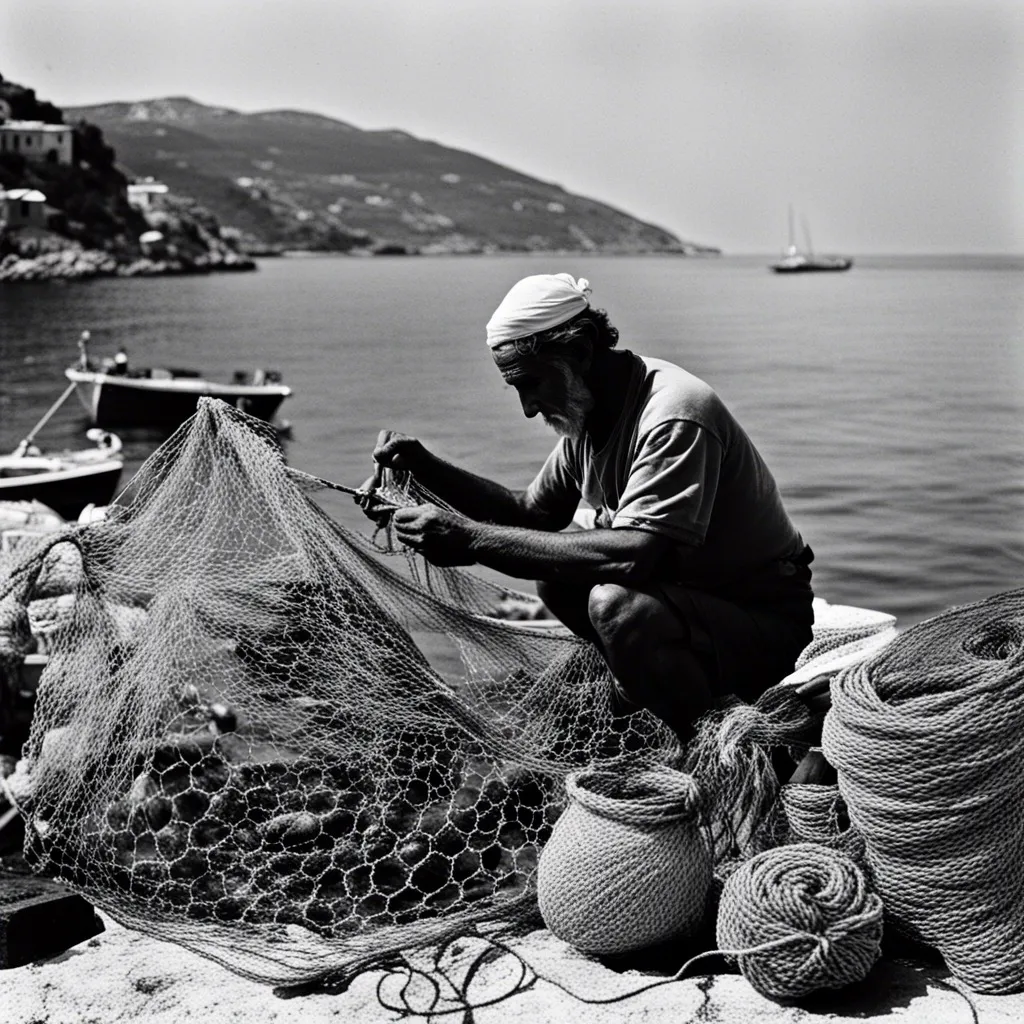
[822,587,1024,994]
[538,765,711,955]
[716,842,883,1000]
[565,764,703,826]
[757,781,866,864]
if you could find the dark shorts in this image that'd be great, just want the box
[660,584,814,704]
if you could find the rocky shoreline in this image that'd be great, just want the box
[0,247,257,283]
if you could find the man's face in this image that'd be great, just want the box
[494,351,594,441]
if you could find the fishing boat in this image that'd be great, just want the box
[0,430,123,521]
[770,207,852,274]
[64,333,292,430]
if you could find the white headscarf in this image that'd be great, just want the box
[485,273,592,349]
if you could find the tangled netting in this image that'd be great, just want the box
[0,399,679,991]
[0,398,907,998]
[683,596,895,872]
[716,843,884,1000]
[823,587,1024,995]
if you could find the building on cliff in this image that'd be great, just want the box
[0,120,73,165]
[0,187,49,228]
[127,179,170,210]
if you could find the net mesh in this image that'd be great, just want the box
[0,399,900,991]
[2,399,675,989]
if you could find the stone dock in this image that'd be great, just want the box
[2,910,1019,1023]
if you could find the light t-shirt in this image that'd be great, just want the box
[525,352,810,602]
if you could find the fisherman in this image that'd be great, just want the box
[76,329,93,370]
[100,347,130,375]
[362,274,813,742]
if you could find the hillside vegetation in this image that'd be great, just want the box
[65,97,719,257]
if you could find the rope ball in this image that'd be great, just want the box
[716,842,883,1000]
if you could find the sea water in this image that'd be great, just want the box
[2,254,1022,626]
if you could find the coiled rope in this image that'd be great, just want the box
[372,843,885,1016]
[537,765,711,955]
[716,843,883,1000]
[822,587,1024,994]
[754,781,865,864]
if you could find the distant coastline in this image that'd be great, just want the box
[0,244,724,283]
[0,242,256,282]
[2,77,719,281]
[63,97,720,261]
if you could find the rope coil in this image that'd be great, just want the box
[716,843,883,1000]
[538,766,711,955]
[823,587,1024,994]
[565,765,703,826]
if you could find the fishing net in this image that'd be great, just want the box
[0,398,904,993]
[0,398,676,990]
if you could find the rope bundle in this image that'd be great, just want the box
[822,587,1024,994]
[716,843,883,1000]
[685,686,821,863]
[537,765,711,955]
[756,782,865,864]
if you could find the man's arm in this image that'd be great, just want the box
[370,430,577,530]
[392,505,677,586]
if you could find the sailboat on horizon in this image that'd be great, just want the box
[770,206,853,274]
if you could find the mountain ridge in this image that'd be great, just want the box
[66,96,719,257]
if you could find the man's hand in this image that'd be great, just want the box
[354,481,395,526]
[392,504,476,567]
[371,429,427,487]
[354,429,429,524]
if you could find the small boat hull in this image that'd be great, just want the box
[770,255,853,274]
[0,459,123,520]
[65,369,291,429]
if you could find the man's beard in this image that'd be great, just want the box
[543,364,594,441]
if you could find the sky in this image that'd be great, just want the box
[2,0,1022,254]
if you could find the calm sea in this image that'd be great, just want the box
[2,254,1022,626]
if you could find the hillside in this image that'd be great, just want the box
[65,97,718,256]
[0,75,254,279]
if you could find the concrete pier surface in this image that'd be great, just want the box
[3,912,1020,1024]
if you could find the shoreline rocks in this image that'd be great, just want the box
[0,248,257,283]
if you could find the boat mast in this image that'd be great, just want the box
[800,214,815,256]
[786,204,798,256]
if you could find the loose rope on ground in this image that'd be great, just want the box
[372,872,884,1015]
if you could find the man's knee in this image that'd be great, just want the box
[587,583,647,652]
[588,583,703,663]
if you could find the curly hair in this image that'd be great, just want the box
[495,307,620,359]
[538,307,619,352]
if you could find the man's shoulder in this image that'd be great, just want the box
[636,355,721,421]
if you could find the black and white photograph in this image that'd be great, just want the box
[1,1,1022,1020]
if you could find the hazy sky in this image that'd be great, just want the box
[3,0,1022,254]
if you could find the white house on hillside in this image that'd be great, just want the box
[127,179,170,210]
[0,121,73,165]
[0,188,48,228]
